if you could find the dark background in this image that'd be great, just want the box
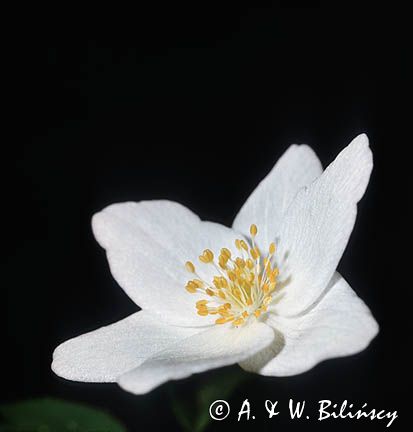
[4,4,409,431]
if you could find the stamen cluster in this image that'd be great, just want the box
[184,224,279,326]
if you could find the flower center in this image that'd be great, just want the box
[184,224,279,326]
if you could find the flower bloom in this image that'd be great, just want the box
[52,134,378,394]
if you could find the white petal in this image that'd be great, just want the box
[92,200,243,326]
[52,311,203,382]
[118,321,274,394]
[232,144,322,250]
[240,273,378,376]
[275,134,373,316]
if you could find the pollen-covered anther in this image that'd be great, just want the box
[250,224,258,237]
[269,242,276,255]
[185,261,195,273]
[184,224,279,327]
[199,249,214,263]
[185,281,198,293]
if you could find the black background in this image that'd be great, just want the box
[4,4,409,431]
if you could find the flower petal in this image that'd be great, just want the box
[52,311,203,382]
[92,200,243,326]
[240,273,378,376]
[232,144,322,250]
[118,321,274,394]
[275,134,373,316]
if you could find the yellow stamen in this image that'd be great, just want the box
[184,224,278,327]
[235,257,245,268]
[185,261,195,273]
[199,249,214,263]
[240,240,248,251]
[233,318,244,326]
[250,224,258,237]
[254,309,262,318]
[205,288,214,296]
[185,281,197,293]
[196,300,208,307]
[221,248,231,259]
[269,242,276,255]
[216,316,234,324]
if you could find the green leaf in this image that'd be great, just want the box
[171,367,248,432]
[0,398,126,432]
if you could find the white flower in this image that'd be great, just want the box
[52,134,378,394]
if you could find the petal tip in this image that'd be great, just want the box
[91,209,113,249]
[350,133,372,160]
[354,132,369,143]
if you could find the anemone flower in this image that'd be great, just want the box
[52,134,378,394]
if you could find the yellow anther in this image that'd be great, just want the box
[213,276,221,288]
[218,291,226,300]
[235,257,245,268]
[233,318,244,326]
[197,309,209,316]
[219,255,228,263]
[246,259,254,269]
[250,224,258,237]
[215,316,234,324]
[242,311,249,318]
[196,300,208,307]
[233,288,241,300]
[206,288,214,296]
[185,261,195,273]
[185,281,197,293]
[250,248,259,260]
[219,256,228,269]
[269,269,279,284]
[254,309,261,318]
[262,283,269,293]
[218,308,231,317]
[240,240,248,251]
[246,298,253,306]
[224,303,231,309]
[221,248,231,259]
[263,295,272,306]
[199,249,214,263]
[218,256,228,269]
[220,277,228,288]
[192,279,204,288]
[235,239,242,250]
[269,242,276,255]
